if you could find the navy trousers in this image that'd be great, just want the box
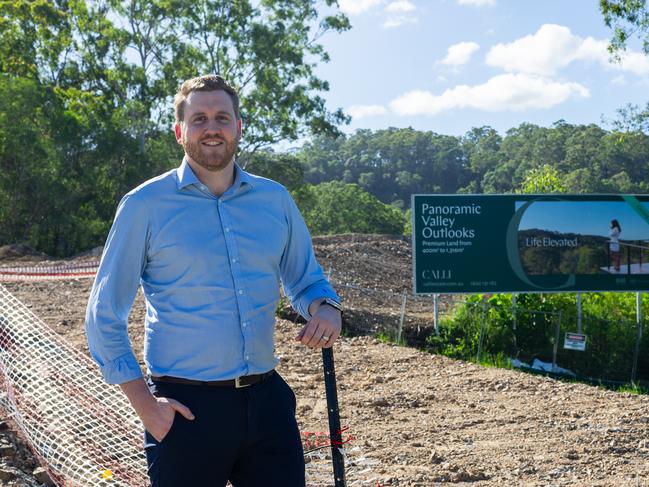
[144,371,305,487]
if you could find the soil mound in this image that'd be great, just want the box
[313,233,412,293]
[0,244,47,262]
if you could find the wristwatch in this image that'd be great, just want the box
[320,297,342,312]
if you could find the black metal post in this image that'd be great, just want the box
[607,243,611,271]
[627,245,631,275]
[322,347,346,487]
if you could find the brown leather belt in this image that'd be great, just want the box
[151,370,275,389]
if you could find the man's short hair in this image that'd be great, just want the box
[174,75,240,123]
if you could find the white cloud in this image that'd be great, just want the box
[616,51,649,75]
[486,23,649,76]
[338,0,417,27]
[385,0,416,13]
[440,41,480,66]
[382,0,417,27]
[389,73,589,116]
[575,37,649,74]
[486,24,579,75]
[383,15,418,28]
[338,0,383,15]
[347,104,388,119]
[456,0,496,6]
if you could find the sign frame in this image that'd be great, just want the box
[564,332,587,351]
[412,194,649,295]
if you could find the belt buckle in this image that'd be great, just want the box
[235,376,251,388]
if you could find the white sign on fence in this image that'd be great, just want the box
[564,332,587,351]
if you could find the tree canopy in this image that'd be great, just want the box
[293,181,405,236]
[0,0,350,154]
[600,0,649,133]
[297,122,649,207]
[0,0,350,255]
[600,0,649,56]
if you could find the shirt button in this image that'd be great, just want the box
[245,355,250,361]
[225,227,230,232]
[231,258,237,263]
[238,289,244,295]
[242,321,248,327]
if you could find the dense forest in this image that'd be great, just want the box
[296,123,649,202]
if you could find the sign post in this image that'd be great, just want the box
[632,292,643,383]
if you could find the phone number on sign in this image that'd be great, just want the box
[470,280,496,287]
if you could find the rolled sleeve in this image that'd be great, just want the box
[97,352,143,385]
[279,191,339,319]
[85,193,149,384]
[294,281,339,319]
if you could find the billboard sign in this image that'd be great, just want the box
[412,194,649,294]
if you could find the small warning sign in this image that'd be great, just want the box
[564,332,587,351]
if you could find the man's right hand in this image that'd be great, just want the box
[143,396,195,442]
[119,377,195,442]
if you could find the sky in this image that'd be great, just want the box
[517,202,649,240]
[311,0,649,139]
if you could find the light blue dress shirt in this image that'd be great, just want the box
[85,159,339,384]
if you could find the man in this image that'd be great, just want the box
[85,74,342,487]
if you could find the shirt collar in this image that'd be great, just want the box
[176,158,201,190]
[176,158,255,192]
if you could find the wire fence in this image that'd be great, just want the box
[0,261,100,281]
[388,293,649,388]
[326,263,466,346]
[0,283,149,486]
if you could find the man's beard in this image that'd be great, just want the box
[182,134,238,172]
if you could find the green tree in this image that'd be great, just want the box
[516,164,567,194]
[0,0,351,255]
[1,0,351,157]
[600,1,649,134]
[295,182,405,235]
[64,0,351,155]
[611,102,649,133]
[600,0,649,55]
[403,207,413,237]
[244,151,304,190]
[460,126,502,193]
[299,128,468,206]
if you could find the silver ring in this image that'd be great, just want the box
[320,335,330,341]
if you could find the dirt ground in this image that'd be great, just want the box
[2,235,649,486]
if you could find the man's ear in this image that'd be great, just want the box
[236,118,242,140]
[174,123,183,144]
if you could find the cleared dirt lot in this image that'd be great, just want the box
[2,235,649,486]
